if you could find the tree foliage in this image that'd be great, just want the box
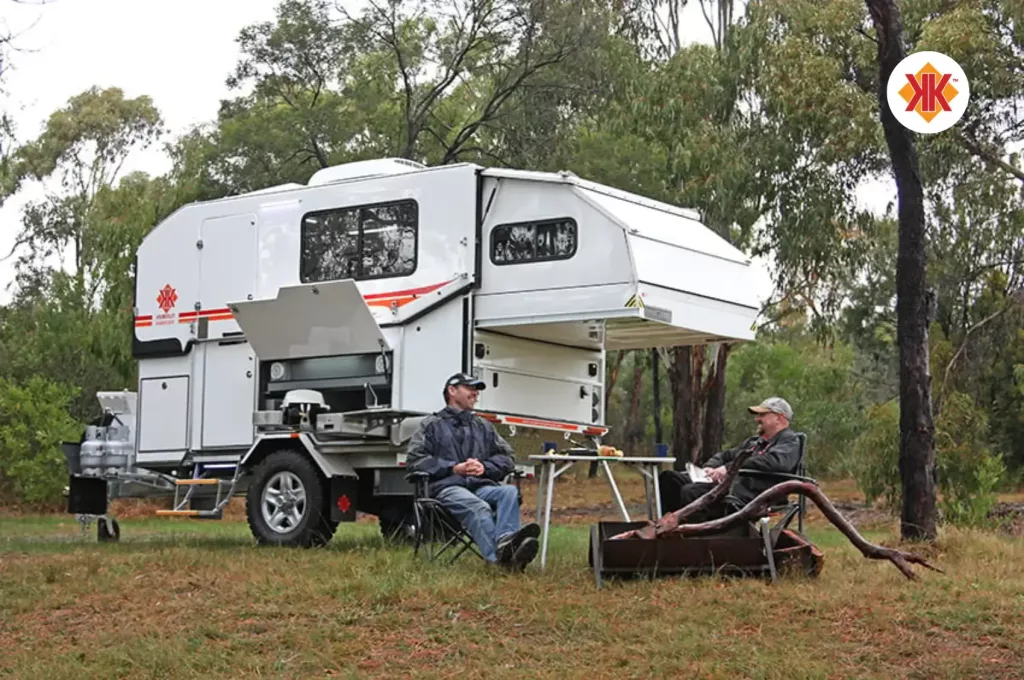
[0,0,1021,519]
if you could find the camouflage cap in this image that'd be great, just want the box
[747,396,793,421]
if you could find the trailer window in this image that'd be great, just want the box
[490,218,577,265]
[300,200,418,282]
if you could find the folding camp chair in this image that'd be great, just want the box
[406,470,524,565]
[729,432,818,581]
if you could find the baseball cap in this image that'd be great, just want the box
[748,397,793,421]
[445,372,486,391]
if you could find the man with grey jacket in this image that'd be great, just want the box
[658,397,802,521]
[406,372,540,571]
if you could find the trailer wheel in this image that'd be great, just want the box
[97,517,120,543]
[246,449,329,548]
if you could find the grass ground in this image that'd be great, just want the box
[2,474,1024,679]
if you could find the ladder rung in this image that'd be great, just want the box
[156,510,200,517]
[174,478,221,485]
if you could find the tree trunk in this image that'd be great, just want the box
[669,346,694,471]
[626,351,644,454]
[866,0,938,541]
[652,348,663,444]
[701,343,730,462]
[688,345,706,463]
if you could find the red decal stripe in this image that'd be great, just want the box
[504,416,581,432]
[139,278,455,325]
[475,412,608,435]
[363,279,452,301]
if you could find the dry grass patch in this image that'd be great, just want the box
[2,507,1024,679]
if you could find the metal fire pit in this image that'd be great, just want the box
[588,520,824,588]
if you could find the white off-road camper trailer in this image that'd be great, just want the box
[63,158,762,547]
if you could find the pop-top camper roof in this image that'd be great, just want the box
[472,167,762,351]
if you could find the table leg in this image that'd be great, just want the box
[601,460,630,521]
[534,461,546,523]
[540,461,557,569]
[641,468,654,521]
[652,464,664,518]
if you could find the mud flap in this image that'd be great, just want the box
[329,476,359,523]
[67,476,108,515]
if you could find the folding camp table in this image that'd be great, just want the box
[528,454,676,569]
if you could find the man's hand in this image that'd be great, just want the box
[454,459,485,476]
[704,466,728,483]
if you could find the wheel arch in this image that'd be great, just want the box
[240,434,357,480]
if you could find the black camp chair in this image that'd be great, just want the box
[406,470,524,565]
[738,431,815,534]
[726,432,817,580]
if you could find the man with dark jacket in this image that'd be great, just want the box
[406,372,540,570]
[658,397,802,521]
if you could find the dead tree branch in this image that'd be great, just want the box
[611,472,944,580]
[957,133,1024,184]
[667,482,942,580]
[620,447,755,540]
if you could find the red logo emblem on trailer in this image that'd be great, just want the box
[156,284,178,313]
[336,495,351,513]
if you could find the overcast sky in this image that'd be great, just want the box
[0,0,283,302]
[0,0,892,306]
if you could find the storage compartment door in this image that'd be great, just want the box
[139,376,189,452]
[198,213,258,337]
[201,341,256,449]
[474,369,598,425]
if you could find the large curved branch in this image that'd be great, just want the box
[627,448,755,540]
[614,481,944,581]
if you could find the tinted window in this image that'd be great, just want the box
[491,218,577,265]
[301,200,417,282]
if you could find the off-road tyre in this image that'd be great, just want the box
[97,517,120,543]
[246,449,331,548]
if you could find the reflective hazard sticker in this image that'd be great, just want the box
[625,294,645,309]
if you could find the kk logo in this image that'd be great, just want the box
[887,51,970,134]
[156,284,178,313]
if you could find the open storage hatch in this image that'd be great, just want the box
[227,280,391,361]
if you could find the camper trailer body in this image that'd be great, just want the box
[65,158,762,547]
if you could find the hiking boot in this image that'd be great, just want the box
[496,523,541,563]
[508,536,539,571]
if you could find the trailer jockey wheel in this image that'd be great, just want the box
[97,517,120,543]
[246,449,331,548]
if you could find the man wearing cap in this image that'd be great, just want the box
[658,397,802,521]
[406,372,541,571]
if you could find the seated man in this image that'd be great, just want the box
[406,372,541,570]
[658,397,801,521]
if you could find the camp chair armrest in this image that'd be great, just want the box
[736,469,818,485]
[404,470,431,498]
[506,469,525,491]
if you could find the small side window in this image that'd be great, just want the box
[490,217,577,265]
[300,199,418,282]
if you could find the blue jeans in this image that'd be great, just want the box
[435,484,520,562]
